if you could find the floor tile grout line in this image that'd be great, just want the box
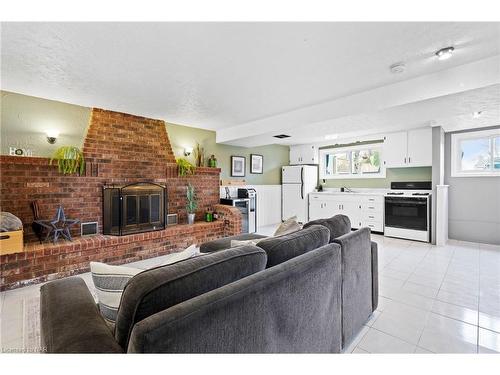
[367,325,418,349]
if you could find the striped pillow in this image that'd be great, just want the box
[90,262,142,324]
[90,244,199,323]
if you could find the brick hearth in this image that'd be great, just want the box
[0,108,242,290]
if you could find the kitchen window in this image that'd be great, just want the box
[320,143,385,179]
[451,128,500,177]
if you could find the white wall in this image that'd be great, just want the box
[444,127,500,245]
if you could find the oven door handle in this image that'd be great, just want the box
[385,200,427,205]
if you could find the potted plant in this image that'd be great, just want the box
[50,146,86,175]
[186,183,198,224]
[177,158,195,177]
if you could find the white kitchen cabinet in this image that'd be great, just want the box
[383,131,408,168]
[308,194,340,220]
[289,146,301,165]
[407,128,432,167]
[383,128,432,168]
[289,145,318,165]
[308,193,384,232]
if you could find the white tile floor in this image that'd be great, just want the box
[344,234,500,354]
[1,229,499,354]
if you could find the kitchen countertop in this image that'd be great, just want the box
[311,189,389,196]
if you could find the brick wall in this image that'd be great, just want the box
[0,222,226,290]
[0,108,239,290]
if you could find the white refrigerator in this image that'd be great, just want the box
[282,165,318,223]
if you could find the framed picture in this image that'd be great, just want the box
[250,154,263,174]
[231,156,246,177]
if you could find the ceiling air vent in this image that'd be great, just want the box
[273,134,291,139]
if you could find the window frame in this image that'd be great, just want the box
[319,143,386,180]
[450,128,500,178]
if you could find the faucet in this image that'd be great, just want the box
[342,187,354,193]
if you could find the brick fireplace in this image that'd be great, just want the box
[0,108,241,290]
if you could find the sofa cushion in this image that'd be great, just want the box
[257,224,330,268]
[114,245,267,349]
[40,277,124,353]
[303,214,351,243]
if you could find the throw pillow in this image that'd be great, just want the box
[161,244,199,264]
[274,216,302,237]
[230,238,264,247]
[90,262,142,324]
[91,244,199,323]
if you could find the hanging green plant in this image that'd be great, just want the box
[49,146,86,175]
[176,158,196,177]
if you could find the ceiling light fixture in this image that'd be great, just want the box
[435,46,455,61]
[472,111,482,119]
[390,63,406,74]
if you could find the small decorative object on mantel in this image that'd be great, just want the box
[250,154,263,174]
[231,156,246,177]
[9,146,34,157]
[186,184,198,225]
[208,154,217,168]
[50,146,86,175]
[205,208,214,222]
[193,142,205,167]
[34,205,80,244]
[177,158,196,177]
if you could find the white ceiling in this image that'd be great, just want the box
[1,22,500,146]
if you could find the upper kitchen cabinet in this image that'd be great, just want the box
[289,144,318,165]
[383,131,408,168]
[383,127,432,168]
[407,128,432,166]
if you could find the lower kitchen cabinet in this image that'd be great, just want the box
[309,193,384,232]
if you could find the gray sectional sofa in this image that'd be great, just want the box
[40,215,378,353]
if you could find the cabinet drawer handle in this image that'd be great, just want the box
[369,216,374,219]
[369,206,375,209]
[368,198,375,201]
[0,235,11,240]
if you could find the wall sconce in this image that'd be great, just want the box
[46,130,59,144]
[184,147,193,156]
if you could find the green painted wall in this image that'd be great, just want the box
[0,91,91,157]
[0,91,288,185]
[321,167,432,188]
[166,123,289,185]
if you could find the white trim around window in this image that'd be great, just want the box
[319,143,386,180]
[450,128,500,177]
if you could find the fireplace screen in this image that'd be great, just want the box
[103,182,166,235]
